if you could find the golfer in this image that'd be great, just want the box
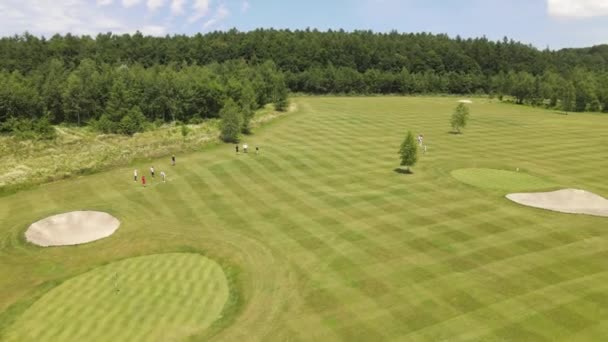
[256,146,259,154]
[243,143,248,153]
[236,145,239,154]
[160,171,166,183]
[171,155,176,166]
[133,169,138,182]
[142,175,146,187]
[150,166,155,178]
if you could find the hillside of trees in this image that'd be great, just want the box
[1,29,607,137]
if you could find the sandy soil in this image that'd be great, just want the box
[25,211,120,247]
[506,189,608,217]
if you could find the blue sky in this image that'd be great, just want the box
[1,0,607,49]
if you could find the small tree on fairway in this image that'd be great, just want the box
[220,99,243,143]
[399,131,418,172]
[451,103,470,133]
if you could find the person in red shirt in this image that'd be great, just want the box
[142,175,146,187]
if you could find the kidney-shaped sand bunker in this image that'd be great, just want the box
[507,189,608,217]
[25,211,120,247]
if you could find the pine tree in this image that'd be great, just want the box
[399,131,418,172]
[219,99,243,143]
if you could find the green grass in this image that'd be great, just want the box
[1,96,607,341]
[3,253,228,341]
[451,168,556,192]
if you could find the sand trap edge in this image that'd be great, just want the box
[506,189,608,218]
[25,211,121,247]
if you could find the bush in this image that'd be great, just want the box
[274,87,289,112]
[189,116,204,125]
[119,107,146,136]
[0,116,56,140]
[94,114,118,134]
[33,116,57,139]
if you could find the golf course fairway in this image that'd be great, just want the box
[1,97,607,341]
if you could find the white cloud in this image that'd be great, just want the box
[0,0,170,37]
[170,0,186,15]
[203,3,229,29]
[548,0,608,18]
[97,0,114,5]
[147,0,165,11]
[140,25,167,36]
[188,0,211,23]
[241,0,250,13]
[122,0,142,8]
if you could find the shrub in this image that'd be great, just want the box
[94,114,118,134]
[119,107,146,136]
[0,116,56,140]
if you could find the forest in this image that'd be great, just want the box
[1,29,607,137]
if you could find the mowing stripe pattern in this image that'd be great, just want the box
[0,97,607,341]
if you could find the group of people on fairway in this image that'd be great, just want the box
[236,143,259,155]
[133,154,174,187]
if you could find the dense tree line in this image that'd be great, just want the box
[0,58,288,136]
[1,29,607,131]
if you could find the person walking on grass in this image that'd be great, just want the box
[133,169,138,182]
[171,155,176,166]
[236,145,239,154]
[243,143,248,153]
[256,146,259,154]
[150,166,155,178]
[142,175,146,187]
[160,171,166,183]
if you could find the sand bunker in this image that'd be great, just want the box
[458,99,473,104]
[507,189,608,217]
[25,211,120,247]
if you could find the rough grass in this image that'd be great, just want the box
[0,97,607,341]
[451,168,556,192]
[3,253,229,341]
[0,104,290,193]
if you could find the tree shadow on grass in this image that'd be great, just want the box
[447,131,462,135]
[394,168,413,175]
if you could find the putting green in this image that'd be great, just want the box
[451,168,556,192]
[5,253,229,341]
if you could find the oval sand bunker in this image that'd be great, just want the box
[507,189,608,217]
[25,211,120,246]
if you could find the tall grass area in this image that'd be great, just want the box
[0,105,291,193]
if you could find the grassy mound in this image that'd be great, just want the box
[451,168,556,192]
[4,253,229,341]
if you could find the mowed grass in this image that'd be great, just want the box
[4,253,228,341]
[0,96,607,341]
[451,168,556,192]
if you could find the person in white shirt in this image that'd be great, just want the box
[160,171,166,183]
[150,166,155,178]
[133,169,138,182]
